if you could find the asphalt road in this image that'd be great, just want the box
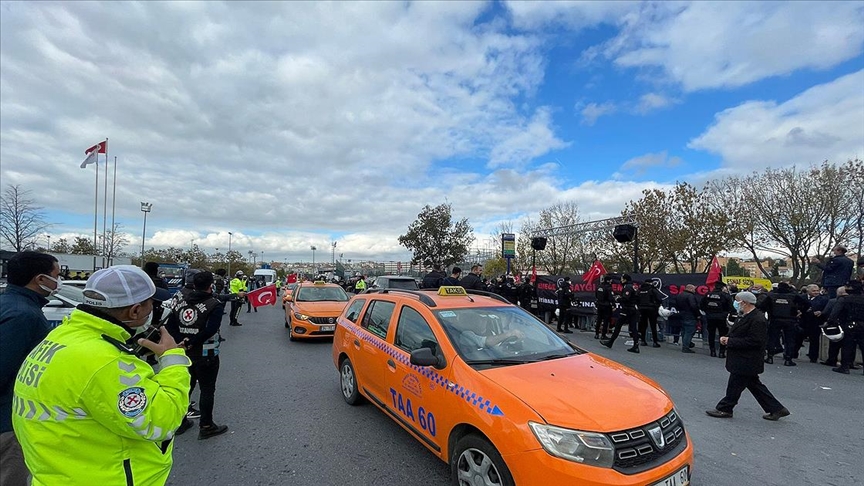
[168,304,864,486]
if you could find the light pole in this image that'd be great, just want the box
[140,202,152,264]
[227,232,233,276]
[311,246,317,272]
[261,250,265,267]
[249,250,257,268]
[332,241,337,264]
[46,235,51,252]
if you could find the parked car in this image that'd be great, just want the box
[368,275,419,291]
[43,285,85,328]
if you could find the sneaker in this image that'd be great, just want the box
[175,417,194,436]
[230,322,243,326]
[832,367,850,375]
[198,423,229,440]
[186,404,201,419]
[783,360,796,367]
[705,409,733,418]
[682,348,695,354]
[762,408,790,421]
[688,342,695,349]
[600,339,613,349]
[652,343,661,348]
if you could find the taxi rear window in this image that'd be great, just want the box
[344,299,366,323]
[362,300,395,339]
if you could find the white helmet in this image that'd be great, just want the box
[822,325,844,342]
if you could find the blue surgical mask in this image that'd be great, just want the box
[733,301,741,313]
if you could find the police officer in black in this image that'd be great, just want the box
[518,279,535,314]
[637,278,664,348]
[700,282,733,358]
[602,274,640,353]
[165,271,229,440]
[764,282,809,366]
[829,280,864,375]
[594,275,613,340]
[556,277,574,333]
[421,264,446,289]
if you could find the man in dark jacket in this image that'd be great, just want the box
[677,284,701,353]
[812,245,855,298]
[441,267,462,286]
[706,291,790,421]
[143,261,169,289]
[637,278,664,348]
[421,264,446,289]
[602,274,641,353]
[797,284,829,363]
[819,287,853,367]
[594,275,613,340]
[0,251,60,485]
[518,279,535,314]
[460,264,485,291]
[556,277,574,333]
[764,282,809,366]
[701,282,733,358]
[828,280,864,375]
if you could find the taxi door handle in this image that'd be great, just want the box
[353,339,360,349]
[387,359,396,370]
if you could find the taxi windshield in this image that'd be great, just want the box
[435,306,579,366]
[295,286,350,302]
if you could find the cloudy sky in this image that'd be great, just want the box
[1,1,863,263]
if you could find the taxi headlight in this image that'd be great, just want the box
[529,422,614,468]
[293,312,310,321]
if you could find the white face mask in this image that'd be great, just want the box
[38,274,62,296]
[122,307,153,328]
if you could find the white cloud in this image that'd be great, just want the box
[578,101,617,125]
[615,151,682,179]
[602,2,864,91]
[504,1,637,31]
[689,70,864,168]
[636,93,676,114]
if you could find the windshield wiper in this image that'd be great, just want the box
[463,358,528,366]
[535,353,576,361]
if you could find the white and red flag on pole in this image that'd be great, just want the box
[583,259,608,285]
[706,256,723,287]
[80,140,107,168]
[247,284,278,308]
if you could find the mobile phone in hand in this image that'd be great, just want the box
[132,324,163,357]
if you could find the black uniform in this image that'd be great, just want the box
[701,288,733,357]
[603,279,640,350]
[637,283,664,346]
[764,285,809,364]
[594,280,613,339]
[518,281,535,314]
[460,272,485,291]
[165,288,225,428]
[421,269,446,289]
[827,290,864,374]
[556,280,574,333]
[797,293,829,362]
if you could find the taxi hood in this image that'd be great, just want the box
[294,301,348,315]
[479,353,672,432]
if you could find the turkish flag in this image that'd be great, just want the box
[286,273,297,284]
[583,260,607,285]
[247,284,277,307]
[85,140,107,154]
[706,256,723,287]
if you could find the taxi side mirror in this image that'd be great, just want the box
[410,348,445,369]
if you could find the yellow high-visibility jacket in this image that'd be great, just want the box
[230,277,246,294]
[12,308,191,486]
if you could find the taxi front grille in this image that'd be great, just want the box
[308,316,338,325]
[609,410,686,474]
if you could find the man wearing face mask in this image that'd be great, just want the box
[0,251,60,486]
[12,265,191,486]
[705,291,790,421]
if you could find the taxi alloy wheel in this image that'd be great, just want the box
[452,434,514,486]
[340,358,362,405]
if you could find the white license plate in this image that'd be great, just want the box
[319,325,336,332]
[652,466,689,486]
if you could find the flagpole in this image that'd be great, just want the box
[93,152,99,272]
[101,138,109,269]
[110,155,118,266]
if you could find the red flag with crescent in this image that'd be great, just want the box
[583,260,607,285]
[706,256,723,287]
[247,284,277,307]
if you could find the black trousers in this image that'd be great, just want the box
[826,338,844,364]
[189,355,220,427]
[716,372,784,414]
[706,317,729,353]
[795,323,821,361]
[639,310,660,344]
[768,320,797,360]
[595,306,612,336]
[229,299,242,324]
[557,307,573,331]
[608,308,640,343]
[840,325,864,370]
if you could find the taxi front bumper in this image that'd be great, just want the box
[290,319,338,339]
[504,434,693,486]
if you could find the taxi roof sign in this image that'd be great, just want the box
[438,286,467,296]
[313,280,326,285]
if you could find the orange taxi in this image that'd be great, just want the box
[332,286,693,486]
[284,281,351,341]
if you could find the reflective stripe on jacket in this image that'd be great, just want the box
[12,308,191,486]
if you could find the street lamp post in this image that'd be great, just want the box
[227,232,233,276]
[311,246,317,273]
[332,241,337,264]
[140,202,152,265]
[261,250,265,267]
[46,235,51,252]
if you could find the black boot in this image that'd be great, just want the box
[652,342,661,348]
[627,341,640,353]
[600,339,613,348]
[710,349,717,357]
[718,349,726,359]
[594,333,600,339]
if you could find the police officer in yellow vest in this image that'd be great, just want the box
[354,275,367,294]
[228,271,246,326]
[12,265,190,486]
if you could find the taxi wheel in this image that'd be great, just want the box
[339,358,362,405]
[452,434,514,486]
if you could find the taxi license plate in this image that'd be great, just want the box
[652,466,689,486]
[319,325,336,332]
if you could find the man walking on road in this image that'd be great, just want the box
[706,291,790,421]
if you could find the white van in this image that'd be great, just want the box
[253,269,278,286]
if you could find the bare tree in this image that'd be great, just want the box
[101,224,131,265]
[517,202,590,275]
[0,184,51,251]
